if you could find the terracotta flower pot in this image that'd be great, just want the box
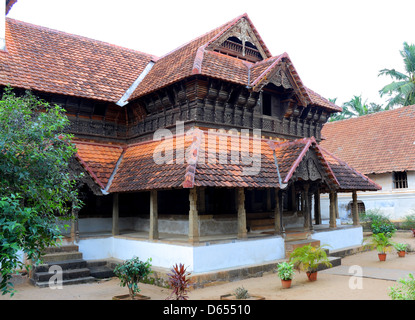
[378,253,387,261]
[306,271,318,281]
[398,251,406,258]
[281,279,292,289]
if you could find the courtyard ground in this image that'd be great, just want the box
[1,231,415,301]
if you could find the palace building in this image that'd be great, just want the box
[2,1,380,279]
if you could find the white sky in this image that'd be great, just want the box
[7,0,415,107]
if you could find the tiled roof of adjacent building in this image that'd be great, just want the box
[321,105,415,175]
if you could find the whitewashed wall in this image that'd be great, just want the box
[320,171,415,221]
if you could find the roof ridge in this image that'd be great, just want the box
[6,17,158,60]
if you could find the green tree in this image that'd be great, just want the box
[329,95,388,122]
[0,87,82,296]
[379,42,415,108]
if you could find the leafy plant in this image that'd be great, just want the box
[276,262,295,280]
[394,243,408,252]
[234,286,250,299]
[289,244,332,273]
[401,213,415,230]
[360,209,396,236]
[0,87,82,296]
[364,233,393,254]
[166,263,192,300]
[388,273,415,300]
[114,257,152,298]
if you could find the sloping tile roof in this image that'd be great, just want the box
[73,130,379,193]
[320,146,381,192]
[1,14,340,113]
[320,105,415,174]
[74,141,125,189]
[0,18,156,102]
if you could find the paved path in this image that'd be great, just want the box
[321,265,415,281]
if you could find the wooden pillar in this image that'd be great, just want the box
[237,188,247,239]
[149,190,159,240]
[303,185,312,230]
[352,191,359,226]
[329,191,337,228]
[188,188,199,243]
[112,193,119,236]
[334,192,339,218]
[70,206,79,243]
[274,189,283,235]
[314,190,321,225]
[291,186,297,211]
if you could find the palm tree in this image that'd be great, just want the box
[378,42,415,108]
[329,95,388,122]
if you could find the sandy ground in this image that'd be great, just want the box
[2,231,415,301]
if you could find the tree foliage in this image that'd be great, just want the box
[379,42,415,108]
[0,87,81,296]
[329,95,389,122]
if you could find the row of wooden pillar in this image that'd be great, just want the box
[109,187,361,243]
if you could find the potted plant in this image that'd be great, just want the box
[166,263,192,300]
[113,256,152,300]
[364,232,393,261]
[289,244,332,281]
[276,261,295,288]
[394,243,408,258]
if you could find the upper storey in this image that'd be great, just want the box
[0,13,341,143]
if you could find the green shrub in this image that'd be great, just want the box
[388,273,415,300]
[401,213,415,230]
[360,209,396,236]
[114,257,152,298]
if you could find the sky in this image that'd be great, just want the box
[6,0,415,107]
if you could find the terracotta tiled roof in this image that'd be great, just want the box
[74,141,125,189]
[320,105,415,174]
[0,18,156,102]
[320,146,381,191]
[306,88,342,112]
[2,15,339,113]
[73,130,379,193]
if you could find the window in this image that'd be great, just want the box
[393,171,408,189]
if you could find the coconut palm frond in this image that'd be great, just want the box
[378,68,408,81]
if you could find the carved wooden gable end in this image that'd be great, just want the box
[207,18,269,62]
[293,150,326,183]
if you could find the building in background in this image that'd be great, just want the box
[320,105,415,222]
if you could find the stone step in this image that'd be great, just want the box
[89,265,114,279]
[284,230,310,241]
[32,268,91,283]
[41,251,83,263]
[33,276,97,288]
[34,259,88,273]
[44,245,79,254]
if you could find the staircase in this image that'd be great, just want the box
[31,244,96,288]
